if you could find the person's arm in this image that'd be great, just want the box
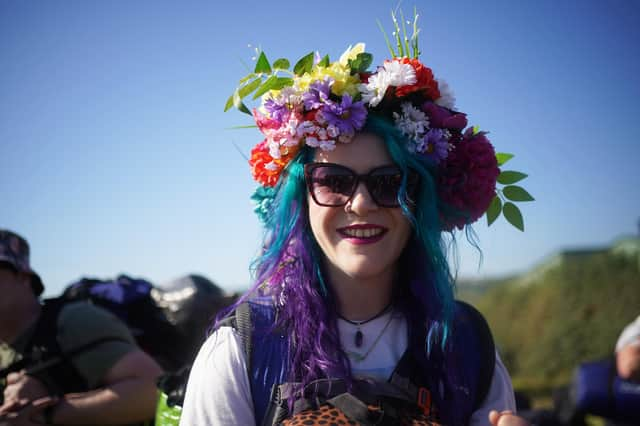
[615,316,640,381]
[46,349,162,425]
[470,351,518,426]
[179,326,256,426]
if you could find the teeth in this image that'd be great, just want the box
[343,228,383,238]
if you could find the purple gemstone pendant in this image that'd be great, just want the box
[355,330,363,347]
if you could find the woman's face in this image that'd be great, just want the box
[307,133,413,282]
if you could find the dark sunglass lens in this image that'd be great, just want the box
[368,168,403,206]
[310,166,355,206]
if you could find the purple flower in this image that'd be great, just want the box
[422,101,467,130]
[302,79,332,110]
[421,128,450,163]
[264,98,290,124]
[322,94,367,136]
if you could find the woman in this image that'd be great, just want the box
[181,20,530,426]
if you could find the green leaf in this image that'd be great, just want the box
[272,77,294,90]
[232,89,251,115]
[254,52,271,74]
[503,185,535,202]
[239,73,257,85]
[224,94,234,112]
[348,52,373,73]
[226,124,258,130]
[472,125,480,135]
[237,101,251,115]
[238,78,262,99]
[252,75,278,99]
[318,54,330,67]
[272,58,290,70]
[497,171,528,185]
[293,52,315,76]
[503,202,524,231]
[486,196,502,226]
[496,152,514,166]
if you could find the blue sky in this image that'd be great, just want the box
[2,1,639,296]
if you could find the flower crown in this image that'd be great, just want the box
[227,11,533,231]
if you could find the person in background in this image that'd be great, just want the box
[0,229,163,425]
[181,12,531,426]
[615,315,640,382]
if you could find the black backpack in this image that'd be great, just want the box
[1,274,235,396]
[159,299,496,425]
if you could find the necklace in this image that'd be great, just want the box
[345,310,394,363]
[339,303,392,348]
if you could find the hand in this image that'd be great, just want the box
[489,410,530,426]
[2,372,48,410]
[0,396,57,426]
[616,343,640,382]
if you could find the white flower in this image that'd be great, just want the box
[305,136,321,148]
[268,141,281,159]
[359,61,417,107]
[393,102,430,141]
[383,60,416,87]
[296,120,316,137]
[326,124,339,138]
[318,140,336,151]
[265,161,279,171]
[434,79,456,110]
[317,128,328,140]
[360,71,391,107]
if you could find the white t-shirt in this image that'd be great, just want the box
[180,311,516,425]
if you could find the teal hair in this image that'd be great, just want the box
[231,114,458,397]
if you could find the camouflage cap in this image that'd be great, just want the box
[0,229,44,296]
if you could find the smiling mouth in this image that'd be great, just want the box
[337,225,387,240]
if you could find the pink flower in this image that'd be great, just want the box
[437,131,499,230]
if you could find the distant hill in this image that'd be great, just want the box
[458,236,640,396]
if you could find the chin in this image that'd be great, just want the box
[340,261,393,280]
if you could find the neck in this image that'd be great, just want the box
[0,299,41,344]
[326,264,396,322]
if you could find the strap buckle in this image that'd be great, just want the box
[417,387,431,416]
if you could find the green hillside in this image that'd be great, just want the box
[460,237,640,398]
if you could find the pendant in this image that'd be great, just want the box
[355,329,363,347]
[346,350,366,362]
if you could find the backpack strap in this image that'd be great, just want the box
[14,298,90,395]
[222,300,289,426]
[389,300,496,424]
[230,300,496,425]
[2,298,136,396]
[455,300,496,409]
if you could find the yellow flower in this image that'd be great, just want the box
[291,45,365,98]
[339,43,366,66]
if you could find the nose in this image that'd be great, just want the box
[346,182,378,215]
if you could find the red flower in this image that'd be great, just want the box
[437,132,499,230]
[249,140,300,187]
[394,58,441,101]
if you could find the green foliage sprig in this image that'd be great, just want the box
[486,153,534,231]
[224,51,301,115]
[377,7,420,59]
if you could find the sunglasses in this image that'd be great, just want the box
[304,162,419,208]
